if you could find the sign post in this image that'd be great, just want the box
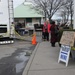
[60,31,75,46]
[58,45,71,66]
[58,31,75,66]
[74,0,75,29]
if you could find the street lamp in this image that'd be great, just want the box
[73,0,75,29]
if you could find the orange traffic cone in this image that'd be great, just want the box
[32,33,37,45]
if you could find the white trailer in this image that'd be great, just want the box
[0,0,14,44]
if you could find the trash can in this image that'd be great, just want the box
[29,29,33,35]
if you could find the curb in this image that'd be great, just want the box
[22,43,40,75]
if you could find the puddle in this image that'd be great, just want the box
[0,51,29,75]
[15,52,29,73]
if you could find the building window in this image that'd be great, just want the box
[26,18,32,23]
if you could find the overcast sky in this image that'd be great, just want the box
[13,0,25,8]
[13,0,32,8]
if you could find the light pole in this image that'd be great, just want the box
[73,0,75,29]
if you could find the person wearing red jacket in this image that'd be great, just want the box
[42,20,51,41]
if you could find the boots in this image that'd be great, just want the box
[51,43,55,47]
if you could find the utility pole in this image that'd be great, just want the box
[74,0,75,29]
[44,2,47,21]
[70,1,73,28]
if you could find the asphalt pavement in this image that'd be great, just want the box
[0,39,36,75]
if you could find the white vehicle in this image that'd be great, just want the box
[0,0,14,44]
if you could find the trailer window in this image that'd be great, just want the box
[0,24,7,33]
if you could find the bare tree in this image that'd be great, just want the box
[68,0,73,27]
[55,0,73,26]
[60,0,73,26]
[57,7,70,24]
[32,0,67,21]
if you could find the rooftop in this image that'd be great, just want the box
[14,2,44,18]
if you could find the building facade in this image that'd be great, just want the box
[14,2,44,28]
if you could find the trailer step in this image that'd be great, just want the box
[0,40,14,44]
[0,37,14,44]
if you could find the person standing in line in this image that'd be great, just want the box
[42,20,51,41]
[50,21,58,47]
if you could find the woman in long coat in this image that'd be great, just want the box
[50,21,58,47]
